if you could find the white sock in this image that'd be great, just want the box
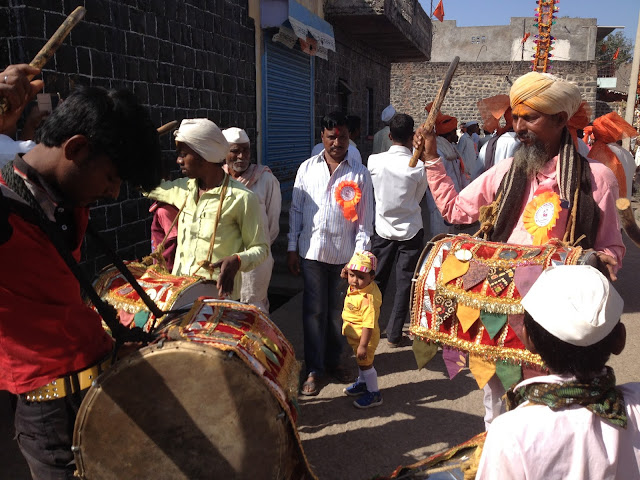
[357,368,366,384]
[362,367,379,393]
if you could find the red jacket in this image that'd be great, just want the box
[0,171,113,394]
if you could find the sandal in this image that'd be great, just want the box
[300,373,319,396]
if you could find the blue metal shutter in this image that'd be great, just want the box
[262,37,314,200]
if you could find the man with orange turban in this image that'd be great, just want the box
[585,112,638,198]
[415,71,625,429]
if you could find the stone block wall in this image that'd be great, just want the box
[314,29,391,162]
[391,61,598,128]
[1,0,256,276]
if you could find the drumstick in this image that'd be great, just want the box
[616,197,640,248]
[157,120,178,136]
[409,56,460,168]
[0,6,86,115]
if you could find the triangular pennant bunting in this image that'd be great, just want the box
[434,294,457,324]
[508,314,526,344]
[413,338,438,370]
[495,360,522,390]
[513,264,543,297]
[443,347,467,379]
[469,354,496,389]
[487,267,514,295]
[456,303,480,333]
[480,311,508,339]
[461,262,490,290]
[439,253,470,285]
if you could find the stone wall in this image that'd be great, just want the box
[1,0,256,276]
[391,61,598,128]
[314,29,391,162]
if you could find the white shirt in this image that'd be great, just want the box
[607,143,636,199]
[477,374,640,480]
[311,142,362,164]
[0,135,35,167]
[372,126,393,155]
[249,170,281,245]
[368,145,428,241]
[288,151,373,264]
[456,132,478,175]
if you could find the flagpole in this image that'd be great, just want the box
[430,0,433,19]
[623,9,640,150]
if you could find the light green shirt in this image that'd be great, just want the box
[147,175,269,299]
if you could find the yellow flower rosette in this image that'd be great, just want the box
[522,191,562,245]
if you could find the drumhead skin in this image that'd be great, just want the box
[73,342,299,479]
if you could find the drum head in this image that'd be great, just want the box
[74,342,298,479]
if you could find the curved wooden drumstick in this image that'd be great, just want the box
[157,120,178,136]
[409,56,460,168]
[0,6,86,114]
[616,197,640,247]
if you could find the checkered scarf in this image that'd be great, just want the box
[505,367,628,428]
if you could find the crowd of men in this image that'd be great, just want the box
[2,58,640,479]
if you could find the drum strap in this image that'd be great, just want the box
[193,174,229,278]
[0,162,155,347]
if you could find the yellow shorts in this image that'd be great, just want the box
[344,326,380,366]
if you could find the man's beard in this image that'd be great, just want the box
[513,134,549,178]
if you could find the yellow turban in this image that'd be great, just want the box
[509,72,582,119]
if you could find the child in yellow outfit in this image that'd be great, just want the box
[341,250,383,408]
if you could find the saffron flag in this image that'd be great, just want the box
[613,47,620,60]
[522,32,530,43]
[433,0,444,22]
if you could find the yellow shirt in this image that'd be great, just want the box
[341,282,382,339]
[147,175,269,299]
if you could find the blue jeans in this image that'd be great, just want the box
[300,259,347,375]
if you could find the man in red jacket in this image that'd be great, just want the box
[0,64,162,479]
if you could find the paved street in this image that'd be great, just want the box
[2,236,640,479]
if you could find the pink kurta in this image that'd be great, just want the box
[426,155,625,269]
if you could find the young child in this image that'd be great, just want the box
[477,265,640,479]
[341,251,383,409]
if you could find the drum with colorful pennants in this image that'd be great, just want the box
[92,262,216,331]
[410,234,596,390]
[73,299,316,480]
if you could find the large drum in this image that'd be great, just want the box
[92,262,217,331]
[73,299,316,480]
[410,234,596,388]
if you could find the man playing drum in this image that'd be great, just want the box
[415,71,625,428]
[147,119,269,300]
[0,64,163,479]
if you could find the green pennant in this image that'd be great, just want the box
[480,311,508,339]
[133,310,150,328]
[495,360,522,391]
[412,338,438,370]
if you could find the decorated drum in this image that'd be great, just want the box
[92,262,217,331]
[73,299,316,480]
[410,234,596,389]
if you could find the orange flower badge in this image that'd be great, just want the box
[335,180,362,222]
[522,191,562,245]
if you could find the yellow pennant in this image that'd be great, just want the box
[469,354,497,389]
[413,338,438,370]
[456,304,480,333]
[439,253,470,285]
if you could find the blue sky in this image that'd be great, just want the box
[418,0,639,42]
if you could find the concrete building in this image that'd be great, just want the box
[392,16,616,128]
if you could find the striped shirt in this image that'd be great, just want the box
[288,151,373,265]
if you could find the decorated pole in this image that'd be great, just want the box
[0,6,86,114]
[409,56,459,168]
[531,0,558,73]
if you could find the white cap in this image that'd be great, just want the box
[174,119,229,163]
[222,127,250,145]
[521,265,623,347]
[465,120,479,128]
[381,105,396,123]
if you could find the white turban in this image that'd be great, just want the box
[222,127,250,145]
[521,265,623,347]
[174,118,229,163]
[510,72,582,118]
[381,105,396,123]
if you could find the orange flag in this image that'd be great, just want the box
[433,0,445,22]
[613,47,620,60]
